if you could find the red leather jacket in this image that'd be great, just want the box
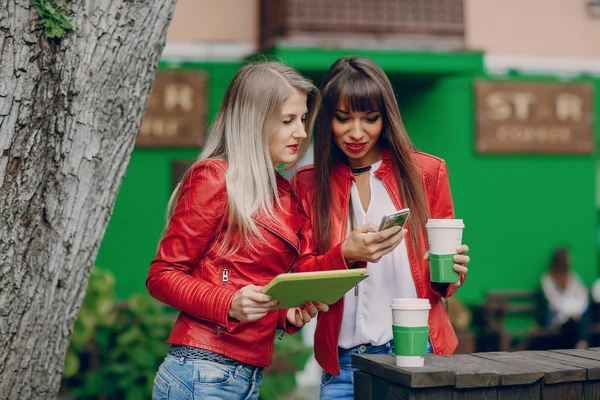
[147,160,301,367]
[291,150,465,375]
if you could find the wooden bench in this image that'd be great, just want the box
[476,290,559,352]
[353,348,600,400]
[475,290,600,352]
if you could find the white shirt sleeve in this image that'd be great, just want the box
[592,279,600,303]
[541,272,589,325]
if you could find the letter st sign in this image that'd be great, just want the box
[475,80,594,154]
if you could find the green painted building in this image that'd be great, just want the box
[95,48,599,308]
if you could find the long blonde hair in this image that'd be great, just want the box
[165,61,320,254]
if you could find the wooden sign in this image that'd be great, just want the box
[136,70,208,148]
[475,80,594,154]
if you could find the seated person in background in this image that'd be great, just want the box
[541,248,590,349]
[592,277,600,304]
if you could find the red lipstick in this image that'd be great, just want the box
[345,143,367,153]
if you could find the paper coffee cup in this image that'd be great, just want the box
[390,298,431,367]
[426,219,464,283]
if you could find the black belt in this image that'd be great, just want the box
[168,345,243,366]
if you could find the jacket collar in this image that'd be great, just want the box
[275,170,290,191]
[252,171,299,252]
[375,148,392,177]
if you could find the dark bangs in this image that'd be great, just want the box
[327,71,384,114]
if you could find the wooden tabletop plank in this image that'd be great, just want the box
[473,351,586,384]
[553,349,600,362]
[588,347,600,352]
[424,354,500,388]
[351,354,455,388]
[525,351,600,380]
[450,352,544,386]
[464,353,544,387]
[353,349,594,394]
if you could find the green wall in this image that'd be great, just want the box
[96,51,599,305]
[399,76,599,305]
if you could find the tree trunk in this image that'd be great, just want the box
[0,1,176,398]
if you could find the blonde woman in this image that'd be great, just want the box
[147,61,326,399]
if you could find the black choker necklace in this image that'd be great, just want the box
[350,165,371,175]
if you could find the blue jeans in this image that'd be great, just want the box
[152,355,264,400]
[320,340,433,400]
[546,309,591,347]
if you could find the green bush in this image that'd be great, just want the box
[259,331,313,400]
[62,267,313,399]
[61,267,176,399]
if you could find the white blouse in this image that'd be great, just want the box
[338,161,418,349]
[541,272,589,325]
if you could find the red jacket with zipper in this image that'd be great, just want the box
[147,160,301,367]
[290,150,465,376]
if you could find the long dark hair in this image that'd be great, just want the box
[313,56,429,256]
[549,248,570,290]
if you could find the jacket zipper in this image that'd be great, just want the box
[217,268,229,338]
[222,268,229,286]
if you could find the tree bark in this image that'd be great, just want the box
[0,1,176,398]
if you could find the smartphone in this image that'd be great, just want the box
[378,208,410,231]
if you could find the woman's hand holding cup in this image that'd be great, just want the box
[424,244,470,287]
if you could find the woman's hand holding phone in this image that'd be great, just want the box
[342,224,407,265]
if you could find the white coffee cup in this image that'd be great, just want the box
[425,219,464,254]
[390,298,431,367]
[425,219,464,283]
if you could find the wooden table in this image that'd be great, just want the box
[352,348,600,399]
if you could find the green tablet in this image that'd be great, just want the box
[262,268,369,309]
